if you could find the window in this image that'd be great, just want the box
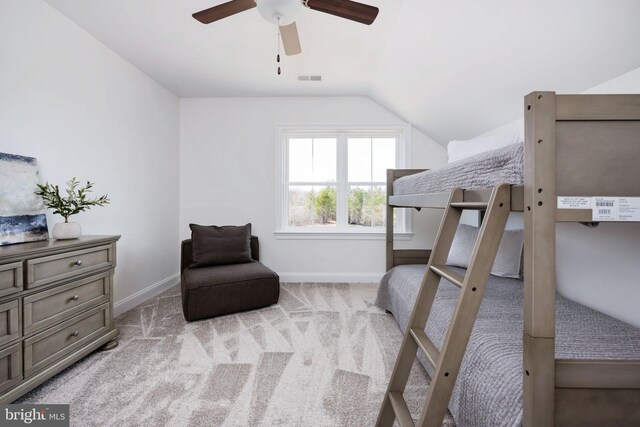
[276,125,411,239]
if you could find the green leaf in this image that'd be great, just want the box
[33,178,110,221]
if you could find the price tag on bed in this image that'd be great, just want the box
[592,197,640,221]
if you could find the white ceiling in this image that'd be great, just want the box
[44,0,640,144]
[43,0,401,97]
[371,0,640,142]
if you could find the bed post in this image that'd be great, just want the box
[523,91,557,426]
[386,169,431,271]
[386,169,395,271]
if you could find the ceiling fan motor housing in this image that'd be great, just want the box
[256,0,302,25]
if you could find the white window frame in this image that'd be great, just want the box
[275,124,413,240]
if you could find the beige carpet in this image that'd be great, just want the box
[18,283,454,426]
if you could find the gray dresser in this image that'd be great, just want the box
[0,235,119,402]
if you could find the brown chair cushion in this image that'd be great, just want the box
[181,261,279,321]
[189,223,252,267]
[182,261,277,290]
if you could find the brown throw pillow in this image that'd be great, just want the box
[189,223,252,267]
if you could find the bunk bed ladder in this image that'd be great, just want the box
[376,183,512,427]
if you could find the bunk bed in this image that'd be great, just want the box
[377,92,640,426]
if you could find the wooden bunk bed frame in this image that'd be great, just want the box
[384,92,640,426]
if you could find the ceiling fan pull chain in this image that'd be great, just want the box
[277,17,282,75]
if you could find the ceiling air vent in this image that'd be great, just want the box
[297,74,322,82]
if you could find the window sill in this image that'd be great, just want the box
[273,230,413,240]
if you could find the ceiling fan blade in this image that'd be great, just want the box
[280,22,302,56]
[192,0,256,24]
[305,0,379,25]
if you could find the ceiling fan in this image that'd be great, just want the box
[192,0,380,56]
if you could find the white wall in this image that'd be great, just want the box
[464,67,640,327]
[583,67,640,94]
[0,0,181,314]
[180,97,447,282]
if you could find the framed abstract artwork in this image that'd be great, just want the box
[0,152,49,246]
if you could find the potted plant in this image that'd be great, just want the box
[35,178,110,240]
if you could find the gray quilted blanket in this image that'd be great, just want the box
[393,143,524,195]
[376,265,640,427]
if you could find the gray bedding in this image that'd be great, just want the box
[393,143,524,196]
[376,264,640,427]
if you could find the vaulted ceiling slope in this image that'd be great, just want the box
[371,0,640,143]
[44,0,640,144]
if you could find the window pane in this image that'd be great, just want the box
[348,138,371,182]
[289,138,336,182]
[348,185,386,227]
[289,138,312,182]
[372,138,396,182]
[312,138,336,182]
[289,185,336,227]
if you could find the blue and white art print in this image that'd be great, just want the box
[0,153,49,246]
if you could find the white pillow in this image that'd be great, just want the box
[447,126,521,164]
[446,224,524,279]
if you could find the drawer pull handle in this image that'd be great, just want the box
[74,260,83,266]
[71,331,79,337]
[72,295,79,301]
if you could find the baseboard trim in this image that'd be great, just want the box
[114,273,180,317]
[277,272,384,283]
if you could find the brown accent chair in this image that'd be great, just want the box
[180,236,280,321]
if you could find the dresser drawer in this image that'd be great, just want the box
[0,262,22,298]
[26,244,113,289]
[0,344,21,395]
[23,272,111,336]
[0,300,20,348]
[24,303,110,378]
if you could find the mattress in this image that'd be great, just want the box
[393,143,524,196]
[376,264,640,427]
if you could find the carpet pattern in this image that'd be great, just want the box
[18,283,454,426]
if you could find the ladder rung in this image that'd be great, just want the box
[409,328,441,368]
[388,391,415,427]
[430,265,464,288]
[450,202,488,210]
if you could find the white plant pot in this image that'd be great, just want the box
[52,222,82,240]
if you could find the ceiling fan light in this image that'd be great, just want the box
[256,0,302,25]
